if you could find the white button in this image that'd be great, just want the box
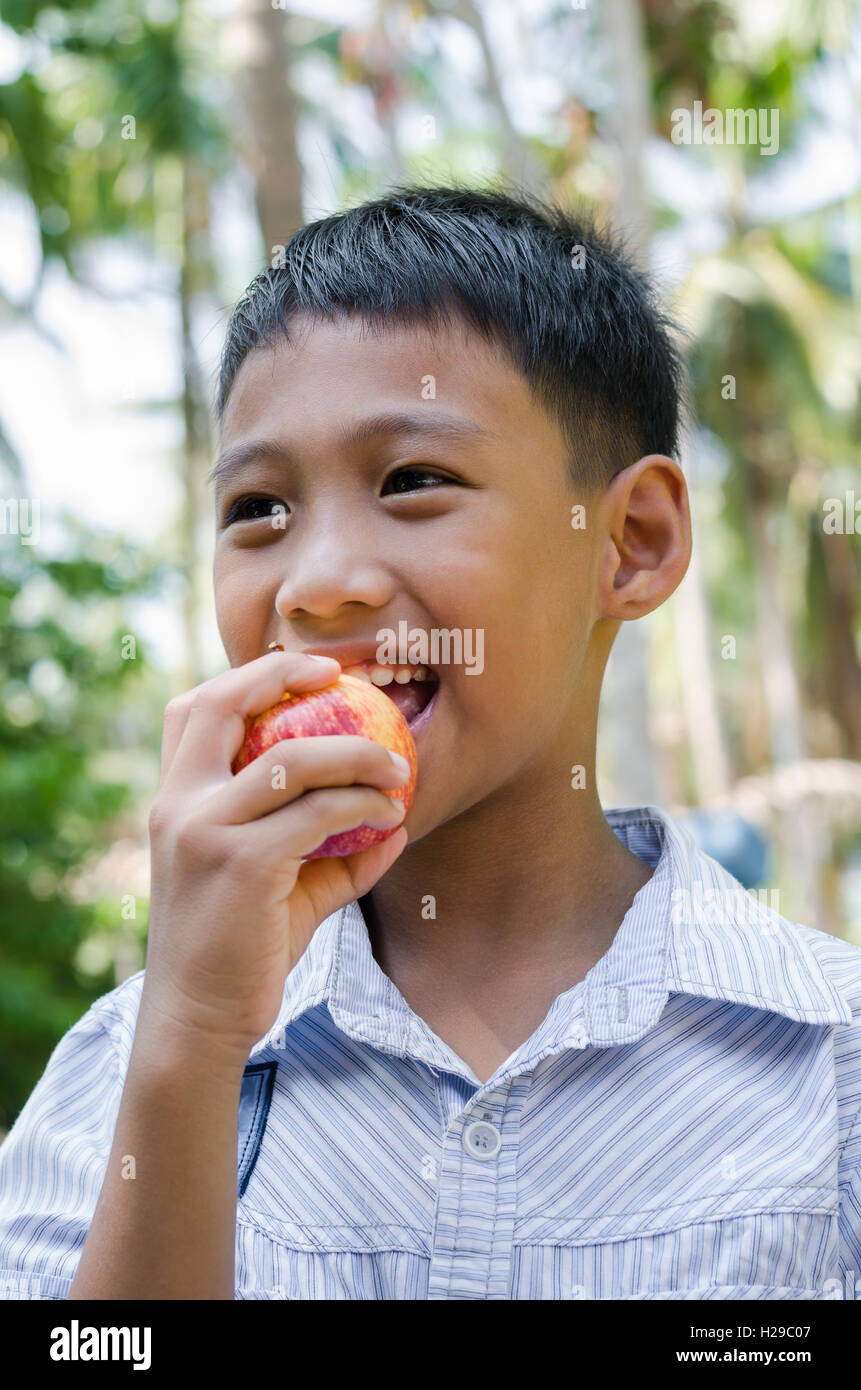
[462,1120,501,1161]
[570,1026,588,1047]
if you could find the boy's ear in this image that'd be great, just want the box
[595,454,691,621]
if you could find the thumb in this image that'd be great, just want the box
[295,827,408,925]
[343,826,409,899]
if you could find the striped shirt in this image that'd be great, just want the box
[2,803,861,1300]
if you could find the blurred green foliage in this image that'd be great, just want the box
[0,519,169,1127]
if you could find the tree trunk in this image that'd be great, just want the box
[449,0,544,195]
[598,0,658,805]
[673,464,732,801]
[179,155,213,691]
[228,0,305,254]
[602,0,651,262]
[750,495,826,928]
[603,0,735,813]
[820,526,861,759]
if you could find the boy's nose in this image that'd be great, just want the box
[273,531,396,622]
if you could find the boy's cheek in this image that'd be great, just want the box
[213,587,269,663]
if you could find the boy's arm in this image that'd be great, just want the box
[0,992,131,1300]
[67,999,246,1301]
[0,979,249,1302]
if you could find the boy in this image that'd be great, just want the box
[1,185,860,1301]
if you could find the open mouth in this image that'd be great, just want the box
[341,661,440,729]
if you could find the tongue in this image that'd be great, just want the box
[382,679,432,725]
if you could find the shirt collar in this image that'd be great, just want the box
[593,805,851,1038]
[248,804,850,1068]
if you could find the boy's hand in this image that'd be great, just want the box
[139,651,410,1061]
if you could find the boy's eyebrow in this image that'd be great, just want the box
[207,410,497,489]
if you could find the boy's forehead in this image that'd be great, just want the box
[220,312,554,450]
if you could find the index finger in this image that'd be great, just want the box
[159,650,341,793]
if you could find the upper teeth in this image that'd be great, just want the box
[344,663,432,686]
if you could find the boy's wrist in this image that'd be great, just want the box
[133,985,255,1081]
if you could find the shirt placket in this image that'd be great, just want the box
[427,1074,526,1299]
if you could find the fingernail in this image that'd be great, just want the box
[307,654,339,665]
[388,752,410,776]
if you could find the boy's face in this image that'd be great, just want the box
[213,313,609,844]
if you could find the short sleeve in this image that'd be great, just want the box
[0,998,129,1300]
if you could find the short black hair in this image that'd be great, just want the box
[215,182,685,492]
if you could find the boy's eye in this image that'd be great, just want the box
[223,469,452,523]
[223,495,286,525]
[382,467,451,494]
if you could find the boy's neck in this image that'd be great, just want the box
[362,770,654,1003]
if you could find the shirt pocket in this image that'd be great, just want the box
[512,1190,838,1300]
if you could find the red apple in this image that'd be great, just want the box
[231,673,417,858]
